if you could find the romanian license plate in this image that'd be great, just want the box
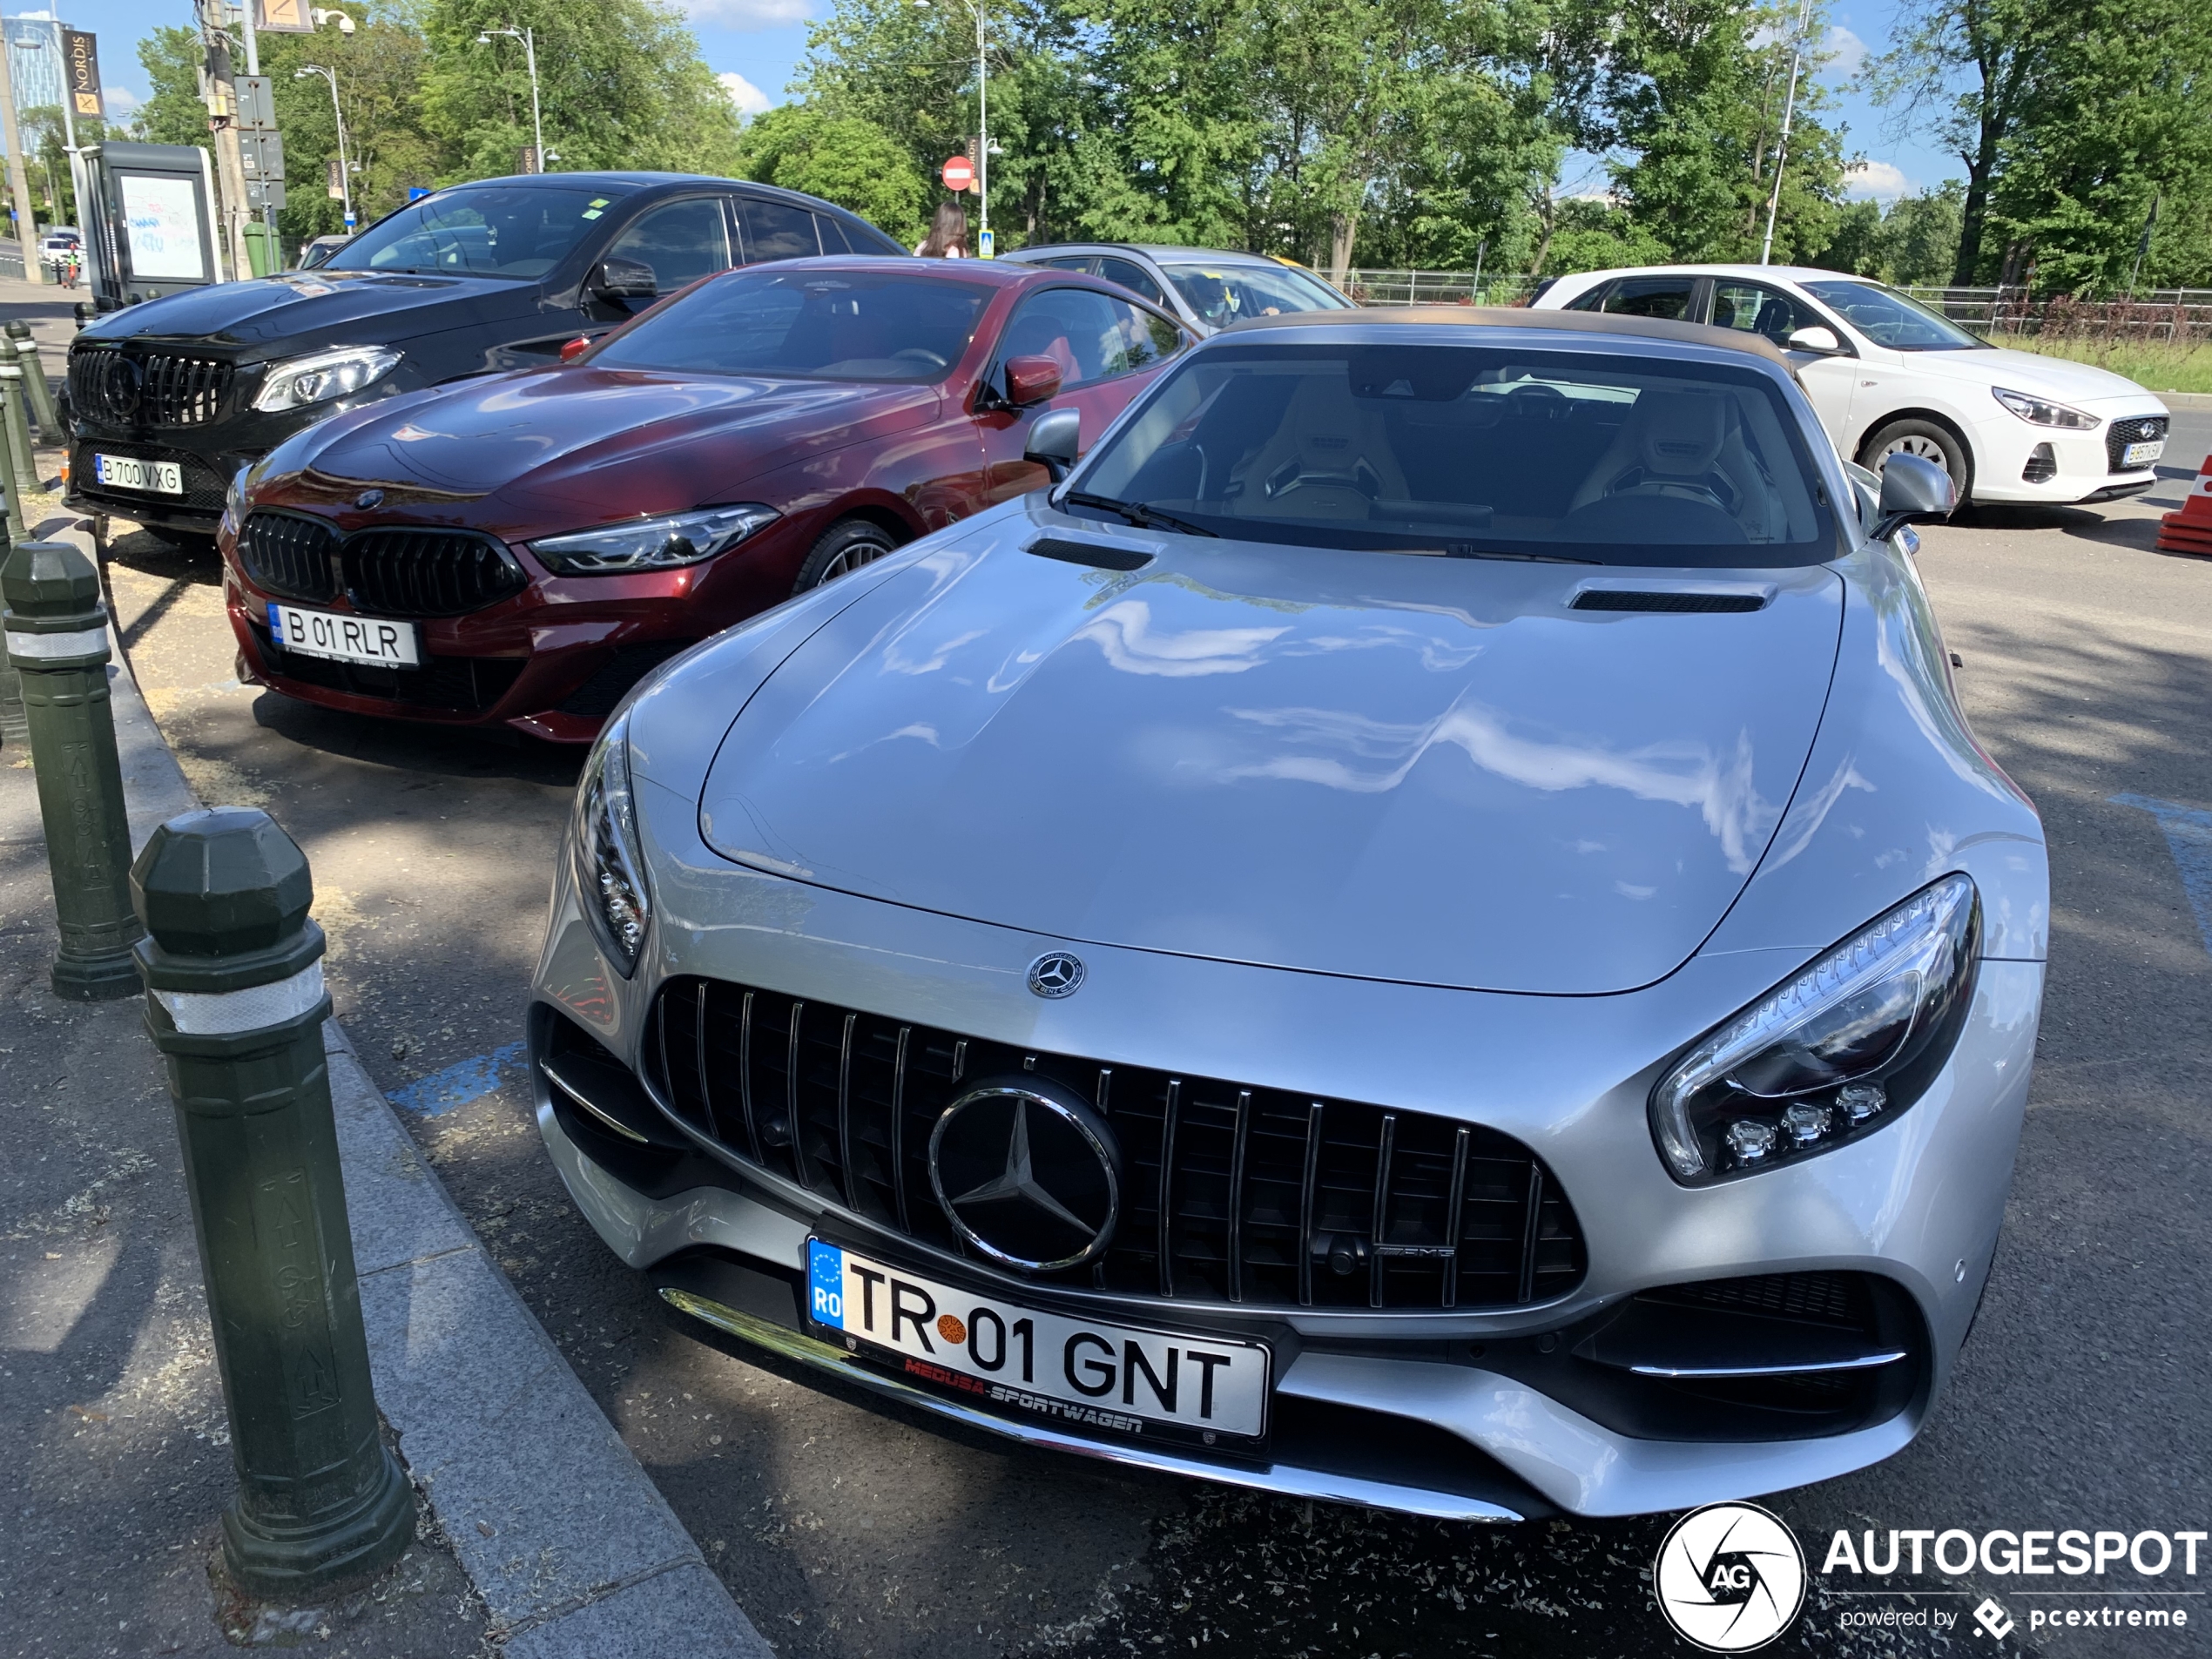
[806,1238,1270,1444]
[93,453,183,495]
[2122,439,2164,467]
[266,603,421,669]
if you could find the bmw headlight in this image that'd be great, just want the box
[252,345,403,413]
[1650,874,1979,1184]
[574,711,651,975]
[1992,387,2098,430]
[222,465,253,538]
[529,505,781,576]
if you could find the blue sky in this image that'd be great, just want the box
[73,0,1958,204]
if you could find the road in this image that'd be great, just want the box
[95,413,2212,1657]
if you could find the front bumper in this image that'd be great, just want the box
[527,777,2045,1520]
[1965,401,2169,505]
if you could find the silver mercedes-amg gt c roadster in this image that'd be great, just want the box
[529,308,2047,1521]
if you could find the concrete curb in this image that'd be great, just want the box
[2161,392,2212,413]
[64,522,772,1658]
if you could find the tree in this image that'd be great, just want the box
[735,104,932,246]
[133,26,213,148]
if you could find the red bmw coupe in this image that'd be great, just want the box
[219,257,1192,740]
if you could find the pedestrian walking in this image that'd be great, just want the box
[914,200,968,259]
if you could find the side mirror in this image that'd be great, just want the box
[591,258,657,302]
[558,335,592,363]
[1871,451,1956,543]
[1785,325,1844,355]
[1025,407,1081,482]
[1003,354,1063,408]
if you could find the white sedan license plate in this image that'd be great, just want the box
[93,453,183,495]
[267,603,421,669]
[2123,439,2164,467]
[807,1238,1271,1443]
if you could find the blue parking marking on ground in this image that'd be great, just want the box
[2111,793,2212,956]
[388,1041,528,1116]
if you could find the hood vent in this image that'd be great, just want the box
[1026,537,1152,572]
[1571,590,1766,614]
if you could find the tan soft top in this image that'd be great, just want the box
[1226,305,1797,372]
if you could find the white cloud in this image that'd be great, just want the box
[1822,24,1869,75]
[103,85,145,113]
[718,71,772,116]
[683,0,812,29]
[1844,159,1912,202]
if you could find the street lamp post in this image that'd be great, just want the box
[914,0,988,249]
[294,64,351,231]
[476,26,543,174]
[1757,0,1815,266]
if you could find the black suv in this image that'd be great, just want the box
[66,172,905,542]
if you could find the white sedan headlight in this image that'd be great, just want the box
[530,506,780,575]
[575,711,651,975]
[1992,386,2099,430]
[252,345,402,413]
[1650,874,1979,1184]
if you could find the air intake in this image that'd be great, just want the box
[1026,537,1151,571]
[1571,590,1765,613]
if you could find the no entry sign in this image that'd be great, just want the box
[941,155,975,192]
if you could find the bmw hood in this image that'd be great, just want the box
[696,512,1846,995]
[77,271,533,354]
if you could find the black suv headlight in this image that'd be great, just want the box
[574,711,650,975]
[1650,874,1979,1184]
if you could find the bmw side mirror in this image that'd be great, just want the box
[1025,407,1080,482]
[1871,451,1956,544]
[1786,325,1844,355]
[591,258,658,303]
[1003,354,1063,408]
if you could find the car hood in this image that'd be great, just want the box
[76,271,535,354]
[287,368,941,533]
[696,512,1846,994]
[1903,344,2160,406]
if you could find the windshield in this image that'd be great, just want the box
[591,268,993,381]
[327,185,620,278]
[1070,341,1836,567]
[1798,280,1988,351]
[1160,262,1354,329]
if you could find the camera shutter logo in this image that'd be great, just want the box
[1653,1502,1807,1652]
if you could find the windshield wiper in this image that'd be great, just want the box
[1062,490,1219,538]
[1441,544,1598,564]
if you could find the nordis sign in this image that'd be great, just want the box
[1652,1507,2204,1649]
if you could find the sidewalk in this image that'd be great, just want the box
[0,525,772,1656]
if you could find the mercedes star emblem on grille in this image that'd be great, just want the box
[928,1080,1121,1271]
[1027,951,1085,998]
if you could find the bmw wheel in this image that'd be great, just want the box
[792,517,900,594]
[1859,418,1972,503]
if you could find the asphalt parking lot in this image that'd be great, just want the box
[96,409,2212,1657]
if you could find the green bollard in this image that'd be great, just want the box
[5,321,61,444]
[0,391,24,543]
[2,536,144,997]
[132,806,415,1597]
[0,339,41,509]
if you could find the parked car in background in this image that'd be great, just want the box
[527,307,2044,1519]
[38,226,79,270]
[295,233,353,270]
[219,257,1191,740]
[1531,264,2168,506]
[999,243,1355,334]
[64,172,907,546]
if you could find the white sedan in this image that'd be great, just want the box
[1530,264,2169,506]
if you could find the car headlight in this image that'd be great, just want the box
[222,465,252,538]
[574,711,651,975]
[1992,387,2099,430]
[1650,874,1979,1184]
[252,345,402,413]
[529,505,781,575]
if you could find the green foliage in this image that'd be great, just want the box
[1806,183,1964,285]
[132,26,213,148]
[734,104,932,246]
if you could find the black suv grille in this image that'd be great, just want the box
[238,510,341,603]
[341,529,528,617]
[70,347,235,428]
[2107,414,2167,473]
[647,978,1587,1312]
[236,510,528,617]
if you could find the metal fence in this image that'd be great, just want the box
[1342,269,1545,307]
[1890,287,2210,343]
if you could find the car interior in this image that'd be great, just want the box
[1098,346,1826,556]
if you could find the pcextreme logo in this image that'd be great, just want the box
[1654,1503,1809,1652]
